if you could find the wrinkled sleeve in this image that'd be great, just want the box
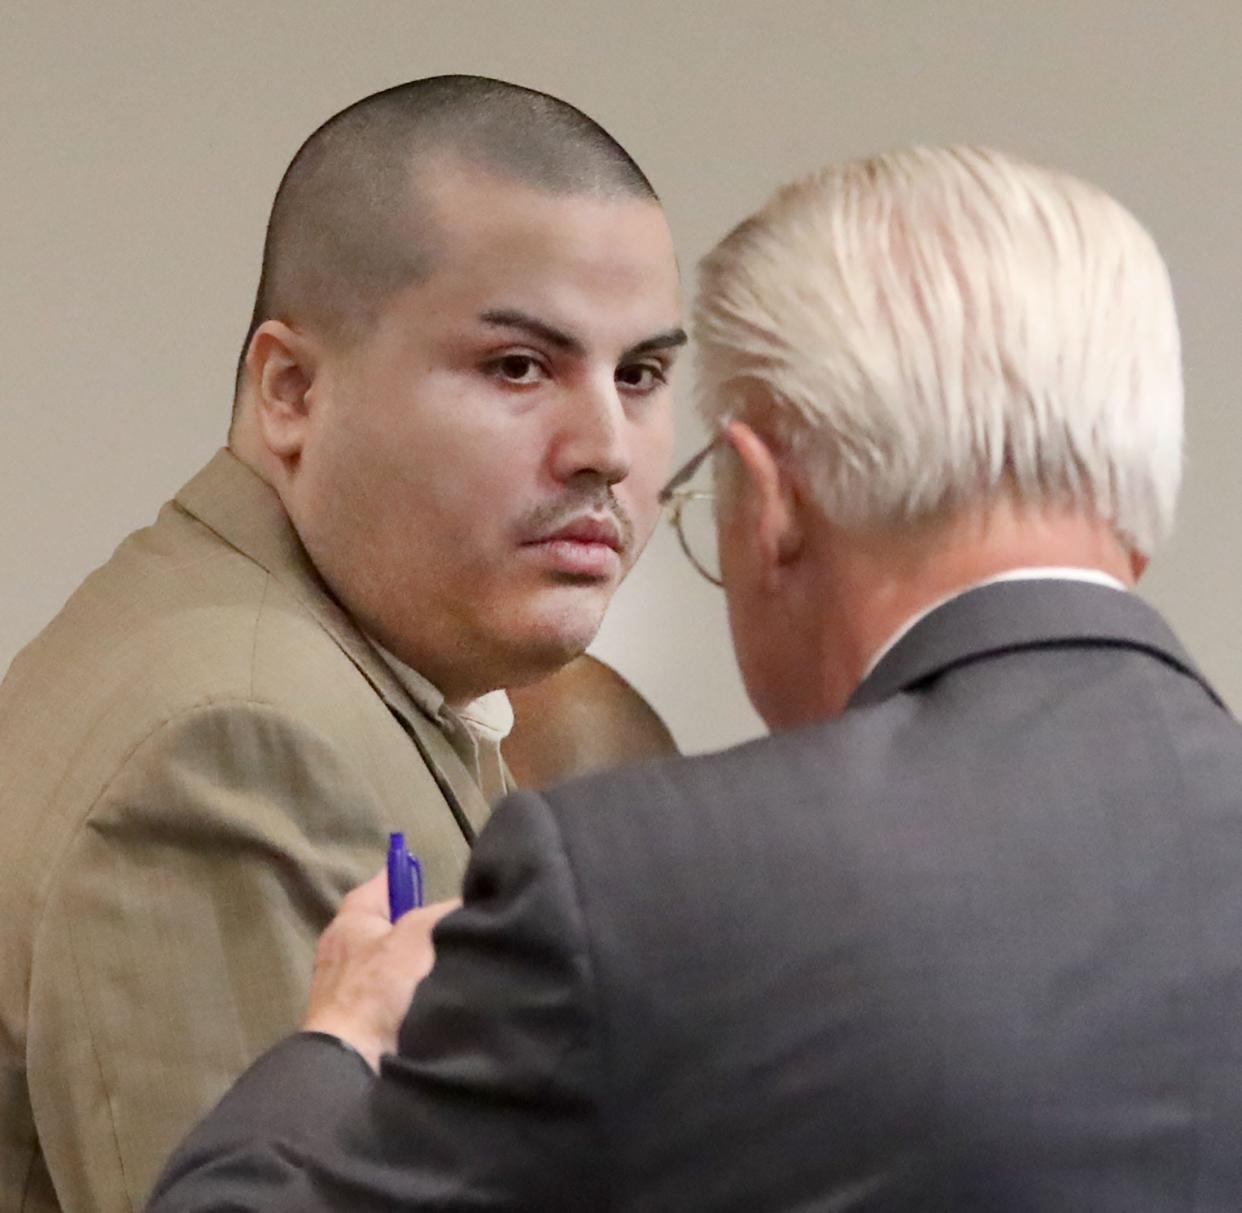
[29,701,401,1213]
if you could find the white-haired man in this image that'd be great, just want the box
[149,147,1242,1211]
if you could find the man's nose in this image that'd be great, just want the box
[548,377,632,486]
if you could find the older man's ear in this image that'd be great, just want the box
[722,419,805,582]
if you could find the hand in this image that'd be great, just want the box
[300,869,459,1071]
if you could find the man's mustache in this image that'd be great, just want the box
[517,491,635,556]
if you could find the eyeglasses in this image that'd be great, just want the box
[658,430,726,587]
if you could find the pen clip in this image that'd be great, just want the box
[387,832,425,921]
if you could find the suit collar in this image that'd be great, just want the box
[848,579,1224,712]
[173,449,492,840]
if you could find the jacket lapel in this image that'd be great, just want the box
[173,449,492,842]
[849,580,1225,712]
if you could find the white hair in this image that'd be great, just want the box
[694,145,1183,554]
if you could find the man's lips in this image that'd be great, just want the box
[521,514,625,577]
[530,515,623,551]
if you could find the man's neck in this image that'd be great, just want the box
[807,502,1141,716]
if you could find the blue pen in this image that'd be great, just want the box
[386,832,424,922]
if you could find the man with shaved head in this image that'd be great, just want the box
[0,76,683,1213]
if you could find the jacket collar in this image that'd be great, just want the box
[848,579,1224,712]
[173,449,493,840]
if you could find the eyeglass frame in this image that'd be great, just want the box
[657,427,730,587]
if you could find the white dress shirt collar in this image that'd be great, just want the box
[368,640,515,803]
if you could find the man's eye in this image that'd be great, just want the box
[487,355,546,384]
[616,363,666,393]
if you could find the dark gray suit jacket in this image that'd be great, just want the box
[149,582,1242,1211]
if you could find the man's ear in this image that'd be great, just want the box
[1129,549,1150,583]
[723,420,804,577]
[245,320,321,462]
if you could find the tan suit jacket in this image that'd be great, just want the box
[0,451,495,1212]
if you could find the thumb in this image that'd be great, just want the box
[340,867,391,919]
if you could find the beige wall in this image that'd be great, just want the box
[3,0,1240,754]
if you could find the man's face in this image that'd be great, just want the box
[288,162,682,703]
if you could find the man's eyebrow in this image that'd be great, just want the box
[479,309,584,355]
[623,328,688,359]
[479,309,688,361]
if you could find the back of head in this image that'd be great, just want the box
[695,146,1182,556]
[234,74,656,405]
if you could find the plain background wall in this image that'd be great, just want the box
[3,0,1240,755]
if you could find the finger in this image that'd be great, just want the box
[339,867,390,917]
[327,912,393,950]
[387,900,459,961]
[390,898,460,938]
[313,918,385,971]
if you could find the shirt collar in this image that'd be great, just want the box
[456,690,516,742]
[368,640,513,742]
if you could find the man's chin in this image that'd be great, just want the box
[503,594,609,678]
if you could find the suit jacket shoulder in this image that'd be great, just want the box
[0,450,483,1213]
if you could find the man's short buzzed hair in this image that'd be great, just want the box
[234,74,657,405]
